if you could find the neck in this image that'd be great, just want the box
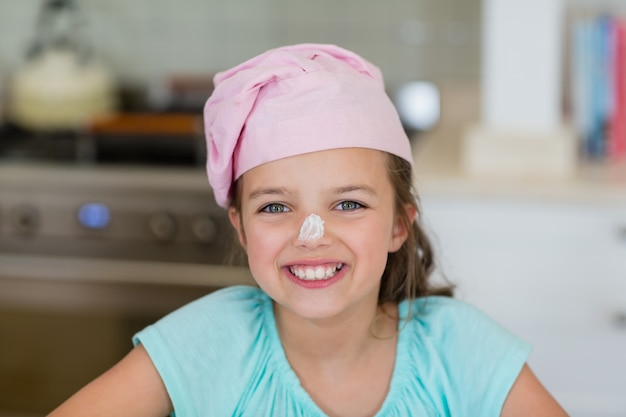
[274,300,399,365]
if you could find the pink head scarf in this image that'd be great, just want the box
[204,43,412,208]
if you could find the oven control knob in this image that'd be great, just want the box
[149,212,177,241]
[11,204,39,235]
[191,214,218,243]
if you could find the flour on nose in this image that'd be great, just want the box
[298,214,325,241]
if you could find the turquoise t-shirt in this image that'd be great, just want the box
[134,285,531,416]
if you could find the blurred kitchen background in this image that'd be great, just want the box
[0,0,481,93]
[0,1,624,417]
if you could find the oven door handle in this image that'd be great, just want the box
[0,254,254,287]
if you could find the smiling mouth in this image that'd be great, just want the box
[289,263,344,281]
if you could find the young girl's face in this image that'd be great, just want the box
[229,148,411,322]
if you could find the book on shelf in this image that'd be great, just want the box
[570,13,626,163]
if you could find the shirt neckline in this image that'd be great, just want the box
[260,292,412,416]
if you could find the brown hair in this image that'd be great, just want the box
[379,153,454,303]
[227,152,454,302]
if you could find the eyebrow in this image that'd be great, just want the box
[247,184,378,201]
[247,186,295,201]
[331,184,378,197]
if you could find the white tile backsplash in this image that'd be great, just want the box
[0,0,481,88]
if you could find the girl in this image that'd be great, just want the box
[49,44,568,417]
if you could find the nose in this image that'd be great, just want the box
[298,214,324,240]
[294,214,331,249]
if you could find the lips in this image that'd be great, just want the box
[288,263,344,281]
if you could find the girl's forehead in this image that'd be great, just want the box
[239,148,392,196]
[245,148,388,180]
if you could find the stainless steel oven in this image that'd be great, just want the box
[0,162,253,416]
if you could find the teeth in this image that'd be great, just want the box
[289,263,343,281]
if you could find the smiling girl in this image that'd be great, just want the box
[49,44,568,417]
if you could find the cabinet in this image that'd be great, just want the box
[420,195,626,417]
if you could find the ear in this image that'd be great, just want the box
[388,204,417,253]
[228,207,247,250]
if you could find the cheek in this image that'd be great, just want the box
[243,224,287,267]
[345,220,394,259]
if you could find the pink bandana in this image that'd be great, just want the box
[204,43,412,208]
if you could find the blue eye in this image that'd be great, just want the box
[261,203,290,213]
[335,201,363,211]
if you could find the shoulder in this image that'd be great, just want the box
[143,285,269,340]
[165,284,267,318]
[405,295,497,331]
[178,284,267,312]
[399,296,532,415]
[134,284,269,354]
[402,295,530,356]
[132,285,272,415]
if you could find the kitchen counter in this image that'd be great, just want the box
[411,132,626,205]
[0,161,209,191]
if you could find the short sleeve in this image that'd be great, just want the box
[406,297,532,416]
[132,285,267,417]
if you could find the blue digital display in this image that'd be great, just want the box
[77,203,111,230]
